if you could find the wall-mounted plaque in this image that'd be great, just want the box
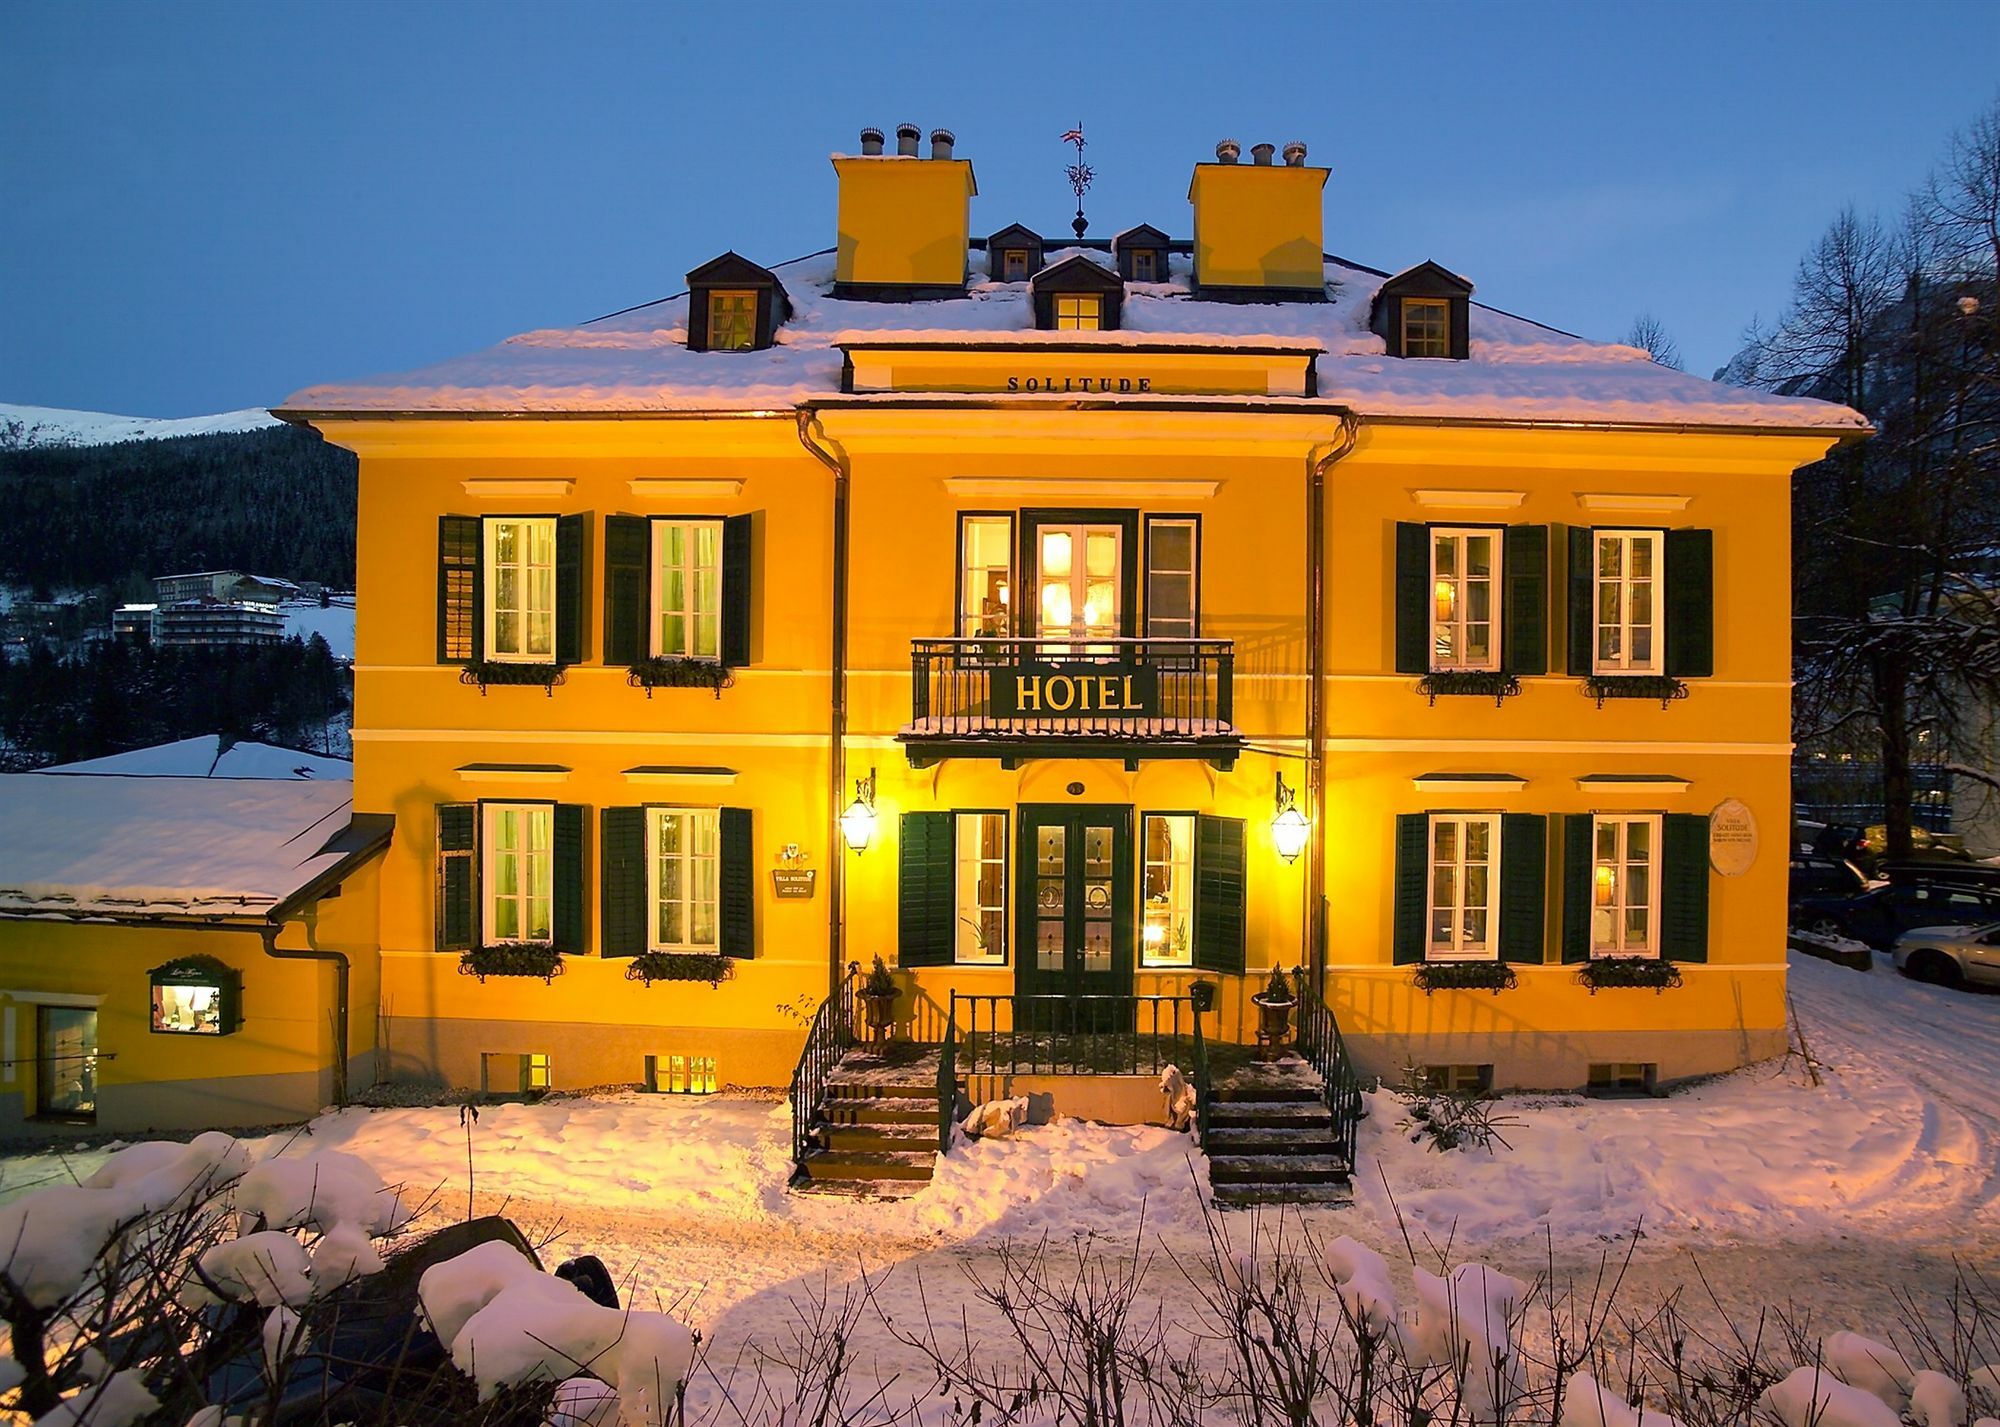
[1709,799,1758,877]
[772,869,818,900]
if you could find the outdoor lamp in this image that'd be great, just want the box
[1271,772,1310,864]
[840,768,878,853]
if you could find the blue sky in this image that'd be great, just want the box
[3,0,1995,417]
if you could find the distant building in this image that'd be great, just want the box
[152,570,297,606]
[154,597,284,647]
[111,603,158,642]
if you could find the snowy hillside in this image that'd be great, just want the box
[0,402,279,449]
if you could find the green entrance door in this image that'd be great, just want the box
[1017,804,1134,1032]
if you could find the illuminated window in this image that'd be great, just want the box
[1131,248,1158,282]
[1593,529,1664,674]
[523,1053,551,1091]
[1001,249,1030,281]
[955,812,1008,964]
[645,1054,719,1094]
[1401,297,1450,358]
[1427,814,1500,960]
[1054,294,1102,331]
[1141,814,1194,967]
[483,517,556,663]
[649,807,720,951]
[707,290,758,351]
[1036,523,1121,641]
[651,519,723,660]
[1144,518,1198,639]
[958,514,1014,637]
[1591,814,1660,957]
[483,803,553,944]
[1430,528,1499,671]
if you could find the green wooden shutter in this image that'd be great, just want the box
[1560,813,1594,962]
[1498,813,1547,964]
[603,515,651,667]
[1661,813,1711,962]
[721,514,753,669]
[1394,522,1430,674]
[599,807,646,957]
[1502,525,1548,675]
[552,803,587,954]
[436,803,477,951]
[556,513,588,667]
[1392,813,1428,965]
[1565,526,1593,676]
[898,812,955,967]
[1664,528,1715,678]
[719,807,755,957]
[1193,815,1247,975]
[438,516,481,664]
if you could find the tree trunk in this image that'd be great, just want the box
[1879,654,1916,859]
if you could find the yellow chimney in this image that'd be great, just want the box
[832,125,977,299]
[1187,139,1328,299]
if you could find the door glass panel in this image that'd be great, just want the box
[38,1007,97,1118]
[1036,824,1066,971]
[1035,523,1123,646]
[1081,825,1114,972]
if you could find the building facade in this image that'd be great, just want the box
[265,128,1863,1105]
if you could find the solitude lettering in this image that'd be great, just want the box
[1005,376,1153,393]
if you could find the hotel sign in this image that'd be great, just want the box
[989,663,1160,719]
[840,341,1322,399]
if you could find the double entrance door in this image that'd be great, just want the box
[1015,805,1134,1029]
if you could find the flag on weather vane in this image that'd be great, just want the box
[1063,124,1093,238]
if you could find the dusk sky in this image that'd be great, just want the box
[4,0,1996,418]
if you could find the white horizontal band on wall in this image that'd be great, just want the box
[627,478,745,499]
[1575,776,1692,794]
[622,766,739,786]
[459,479,576,498]
[1412,775,1528,793]
[457,764,571,783]
[1575,493,1694,512]
[1408,489,1528,509]
[0,988,105,1007]
[943,477,1221,500]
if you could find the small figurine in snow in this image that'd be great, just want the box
[1159,1064,1197,1132]
[961,1096,1030,1139]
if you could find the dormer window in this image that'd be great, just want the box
[1113,224,1171,284]
[1131,249,1158,282]
[986,224,1044,284]
[685,252,791,352]
[1054,294,1102,331]
[1371,260,1473,360]
[1031,254,1124,332]
[1001,249,1031,281]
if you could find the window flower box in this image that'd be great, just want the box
[627,658,733,699]
[460,661,565,696]
[1582,675,1688,709]
[1411,961,1518,995]
[1417,671,1522,707]
[458,944,565,982]
[624,951,733,987]
[1575,958,1682,993]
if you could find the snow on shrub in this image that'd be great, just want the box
[184,1230,314,1308]
[1323,1234,1398,1338]
[234,1148,407,1236]
[1911,1371,1970,1427]
[1822,1330,1916,1408]
[1761,1365,1903,1427]
[307,1220,384,1292]
[27,1369,159,1427]
[1561,1371,1685,1427]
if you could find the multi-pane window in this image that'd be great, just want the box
[1141,814,1195,967]
[1591,814,1659,957]
[1131,249,1158,282]
[484,518,556,663]
[1054,294,1102,331]
[1145,518,1199,639]
[484,803,553,944]
[1402,298,1450,358]
[707,290,757,351]
[1594,530,1664,674]
[652,519,723,660]
[1431,529,1499,671]
[1427,814,1500,959]
[649,807,720,951]
[958,515,1014,637]
[1037,524,1121,640]
[1001,249,1030,281]
[955,812,1007,964]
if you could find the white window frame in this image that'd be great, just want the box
[646,806,721,953]
[1144,517,1199,641]
[1425,813,1501,961]
[483,517,557,665]
[1140,813,1195,968]
[1429,527,1501,672]
[1035,521,1123,642]
[957,514,1015,638]
[482,802,554,946]
[1591,813,1661,959]
[954,811,1008,965]
[1001,249,1030,281]
[649,518,725,662]
[1402,297,1450,358]
[1592,529,1665,676]
[707,289,758,351]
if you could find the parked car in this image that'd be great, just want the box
[1790,882,2000,950]
[1877,859,2000,889]
[1893,922,2000,989]
[1789,853,1867,901]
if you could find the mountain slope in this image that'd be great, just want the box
[0,402,280,449]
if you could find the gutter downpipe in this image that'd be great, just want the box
[1305,414,1359,996]
[259,917,350,1108]
[797,408,853,1004]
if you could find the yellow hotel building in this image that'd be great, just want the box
[4,126,1865,1195]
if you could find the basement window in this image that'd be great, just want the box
[483,1052,551,1097]
[1419,1064,1494,1094]
[1586,1061,1656,1095]
[645,1054,719,1094]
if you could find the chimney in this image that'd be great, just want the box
[930,128,955,160]
[1283,140,1308,167]
[832,125,977,298]
[1186,137,1328,299]
[895,123,920,157]
[1215,139,1240,164]
[1251,142,1275,166]
[859,127,884,156]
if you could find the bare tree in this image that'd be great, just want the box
[1624,314,1684,371]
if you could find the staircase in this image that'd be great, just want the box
[1205,1055,1354,1207]
[793,1046,943,1197]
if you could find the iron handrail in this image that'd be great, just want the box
[949,993,1198,1077]
[787,962,858,1172]
[1295,973,1364,1168]
[937,990,959,1156]
[1189,999,1211,1148]
[908,635,1236,739]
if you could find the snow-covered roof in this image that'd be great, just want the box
[0,773,385,922]
[279,250,1867,433]
[44,735,352,782]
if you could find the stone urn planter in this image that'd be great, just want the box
[1251,966,1296,1054]
[858,956,898,1043]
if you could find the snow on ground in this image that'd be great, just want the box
[279,597,355,660]
[0,402,279,448]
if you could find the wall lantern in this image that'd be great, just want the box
[1271,772,1310,864]
[840,767,878,853]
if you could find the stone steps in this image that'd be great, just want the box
[795,1147,937,1183]
[1202,1054,1355,1208]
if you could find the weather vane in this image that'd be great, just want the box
[1062,124,1093,239]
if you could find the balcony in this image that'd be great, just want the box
[899,636,1242,769]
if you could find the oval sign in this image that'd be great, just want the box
[1709,798,1758,877]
